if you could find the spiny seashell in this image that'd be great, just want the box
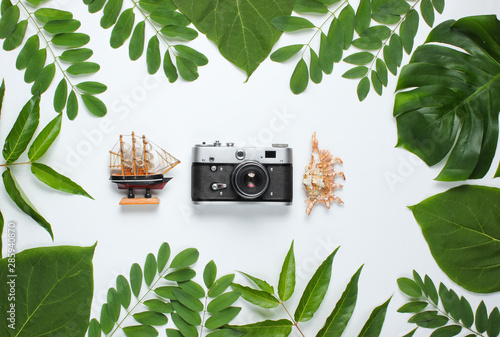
[303,132,345,215]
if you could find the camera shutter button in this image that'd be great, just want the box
[235,149,246,160]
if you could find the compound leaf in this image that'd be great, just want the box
[409,185,500,293]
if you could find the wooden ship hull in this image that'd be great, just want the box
[110,174,172,190]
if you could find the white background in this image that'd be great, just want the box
[1,1,500,336]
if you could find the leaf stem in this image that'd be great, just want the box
[200,295,209,336]
[279,300,305,337]
[0,161,31,167]
[17,1,77,92]
[108,266,171,336]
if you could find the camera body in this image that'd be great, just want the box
[191,141,293,203]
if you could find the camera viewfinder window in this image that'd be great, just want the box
[265,151,276,158]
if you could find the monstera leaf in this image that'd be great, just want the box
[173,0,294,79]
[394,15,500,181]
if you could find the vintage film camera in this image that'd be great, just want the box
[191,141,293,203]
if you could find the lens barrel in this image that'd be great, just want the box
[231,161,270,199]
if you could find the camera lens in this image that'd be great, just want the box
[232,161,269,199]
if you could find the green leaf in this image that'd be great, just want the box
[290,58,308,94]
[231,283,280,309]
[228,319,293,337]
[420,0,434,27]
[147,36,161,74]
[171,313,198,337]
[410,185,500,293]
[88,0,106,13]
[144,299,173,313]
[205,307,242,329]
[360,25,391,40]
[204,260,217,288]
[43,19,81,34]
[432,0,444,14]
[412,271,426,296]
[144,253,157,286]
[31,162,93,199]
[424,275,438,305]
[0,4,19,39]
[395,16,500,180]
[165,268,196,282]
[352,36,382,50]
[60,48,93,62]
[429,325,462,337]
[130,262,143,298]
[174,45,208,66]
[3,94,40,163]
[76,81,107,94]
[173,288,204,311]
[172,300,201,325]
[398,277,422,297]
[66,62,100,75]
[170,248,199,268]
[16,34,39,70]
[328,18,343,63]
[294,247,339,322]
[399,10,418,54]
[107,287,121,322]
[357,297,392,336]
[294,0,327,13]
[476,301,488,333]
[31,63,56,95]
[82,94,107,117]
[383,45,397,75]
[488,308,500,337]
[28,114,62,161]
[355,0,371,34]
[0,245,95,335]
[173,0,294,79]
[100,303,114,334]
[375,58,388,86]
[239,272,274,294]
[166,329,184,337]
[205,329,241,337]
[161,25,198,41]
[270,44,303,63]
[397,301,428,313]
[342,66,368,79]
[460,296,474,328]
[110,8,135,48]
[0,79,4,114]
[122,325,159,337]
[338,4,355,49]
[24,48,46,83]
[278,241,295,302]
[371,72,382,96]
[179,280,205,298]
[372,10,400,25]
[316,265,363,337]
[272,16,315,32]
[66,90,78,120]
[402,329,417,337]
[133,311,168,326]
[88,318,101,337]
[409,311,447,328]
[163,50,178,83]
[175,56,199,82]
[208,274,235,297]
[101,0,123,29]
[208,292,241,313]
[378,0,410,15]
[116,274,131,308]
[319,32,333,75]
[156,286,181,299]
[53,78,68,112]
[51,33,90,48]
[157,242,171,273]
[34,8,72,24]
[344,52,374,65]
[129,20,145,61]
[389,34,403,66]
[3,19,27,51]
[139,0,177,12]
[150,9,190,26]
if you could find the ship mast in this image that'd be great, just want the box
[131,131,137,175]
[142,135,149,175]
[119,134,125,175]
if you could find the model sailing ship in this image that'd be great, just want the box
[109,132,180,205]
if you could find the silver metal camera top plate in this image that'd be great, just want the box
[192,143,293,164]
